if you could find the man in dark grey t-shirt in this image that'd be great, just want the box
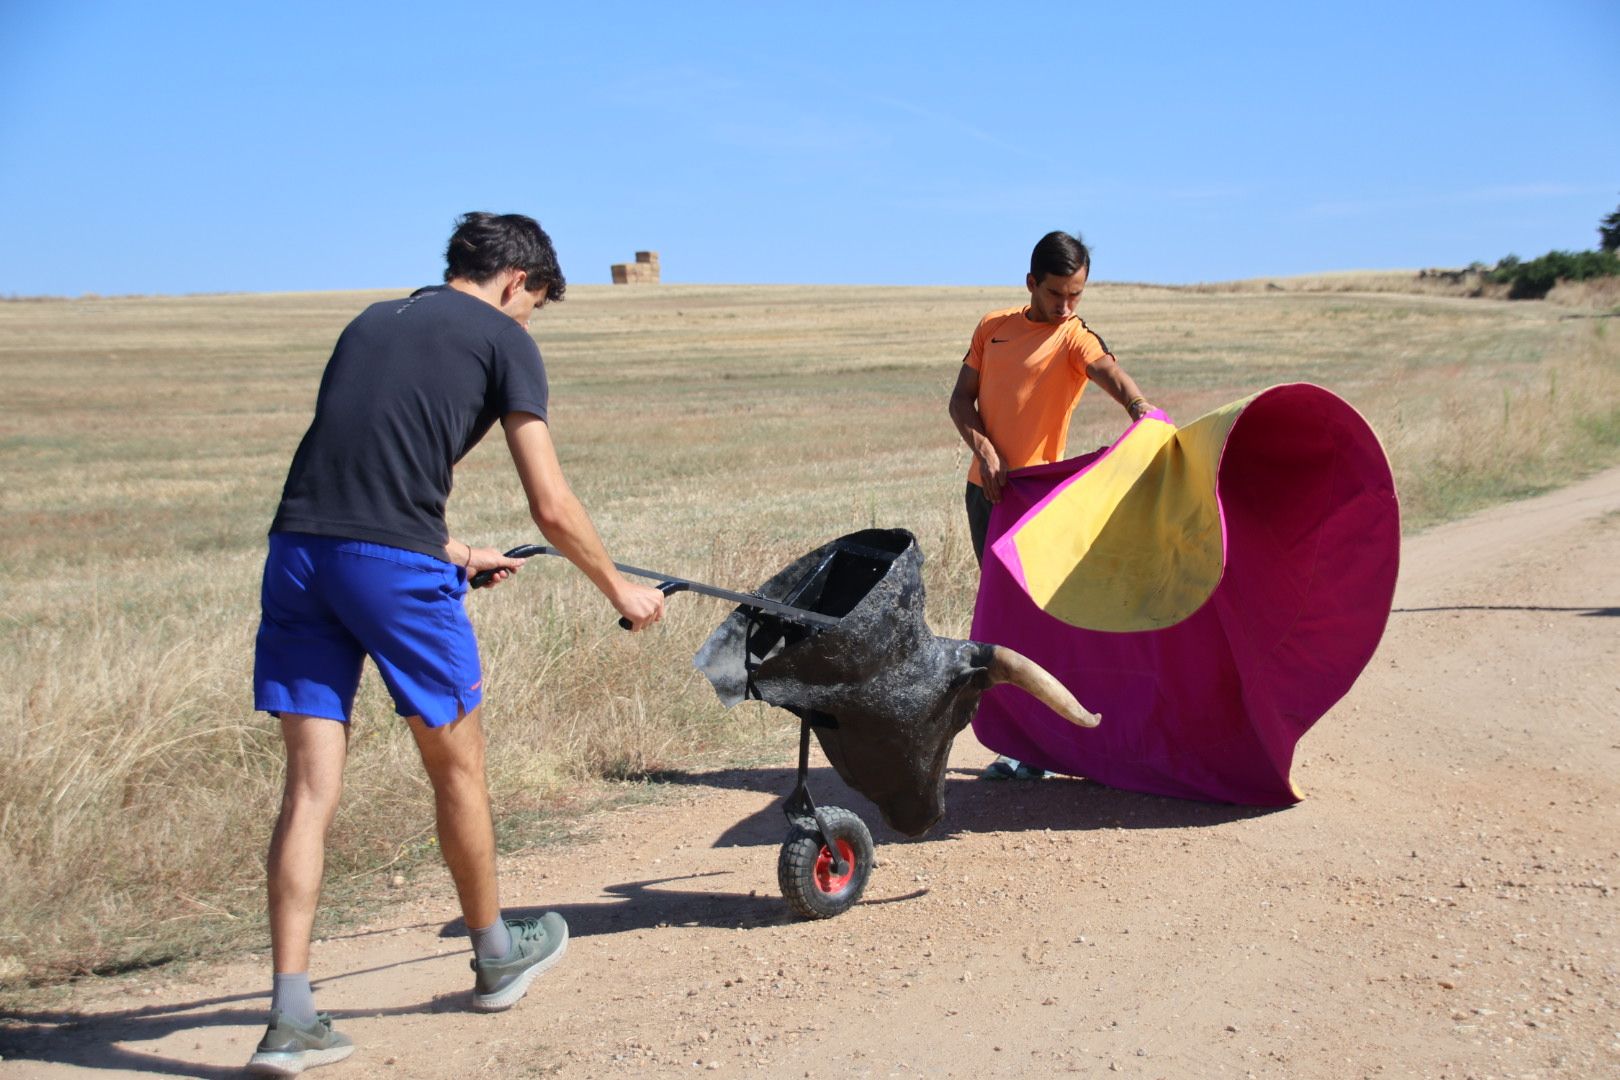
[247,213,665,1075]
[269,281,556,556]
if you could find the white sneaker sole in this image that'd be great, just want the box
[246,1041,356,1076]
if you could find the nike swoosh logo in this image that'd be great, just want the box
[990,337,1011,344]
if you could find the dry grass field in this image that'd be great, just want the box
[1,280,1617,987]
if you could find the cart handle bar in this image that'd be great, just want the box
[471,544,840,629]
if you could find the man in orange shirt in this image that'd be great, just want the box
[948,230,1154,780]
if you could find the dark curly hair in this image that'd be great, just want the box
[1030,231,1091,284]
[444,212,567,302]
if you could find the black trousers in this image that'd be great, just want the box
[964,482,992,566]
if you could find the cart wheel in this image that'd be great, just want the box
[777,806,874,919]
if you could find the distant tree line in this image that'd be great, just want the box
[1486,198,1620,299]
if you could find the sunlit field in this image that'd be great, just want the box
[2,280,1617,985]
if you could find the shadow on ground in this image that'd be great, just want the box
[1393,604,1619,617]
[421,763,1280,945]
[672,762,1279,850]
[0,976,467,1078]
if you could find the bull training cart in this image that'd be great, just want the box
[477,534,904,919]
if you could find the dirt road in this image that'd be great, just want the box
[5,469,1618,1079]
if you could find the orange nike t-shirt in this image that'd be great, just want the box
[963,306,1110,486]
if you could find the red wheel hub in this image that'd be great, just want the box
[813,838,856,894]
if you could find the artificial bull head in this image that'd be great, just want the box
[694,529,1099,837]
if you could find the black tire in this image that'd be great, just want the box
[777,806,874,919]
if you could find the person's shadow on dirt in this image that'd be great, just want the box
[0,996,265,1078]
[1,913,524,1076]
[0,979,471,1078]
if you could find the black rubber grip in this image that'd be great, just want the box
[618,581,688,630]
[469,544,548,589]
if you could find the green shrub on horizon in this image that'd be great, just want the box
[1489,249,1620,300]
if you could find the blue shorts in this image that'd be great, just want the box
[253,532,482,728]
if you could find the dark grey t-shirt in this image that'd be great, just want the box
[270,286,550,559]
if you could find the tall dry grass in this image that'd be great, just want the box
[1,281,1617,986]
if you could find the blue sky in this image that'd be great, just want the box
[2,2,1616,296]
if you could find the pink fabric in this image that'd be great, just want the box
[970,383,1400,805]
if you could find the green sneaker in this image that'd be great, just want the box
[470,912,569,1011]
[982,755,1018,780]
[245,1010,354,1076]
[981,756,1047,781]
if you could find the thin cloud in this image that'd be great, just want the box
[1159,183,1263,202]
[603,65,885,158]
[863,92,1039,161]
[708,116,887,155]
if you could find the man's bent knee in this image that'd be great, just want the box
[408,709,488,784]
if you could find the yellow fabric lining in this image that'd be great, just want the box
[1006,394,1252,631]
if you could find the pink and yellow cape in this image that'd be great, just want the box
[972,383,1399,805]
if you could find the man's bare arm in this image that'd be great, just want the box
[502,412,664,630]
[947,363,1009,502]
[1085,354,1154,421]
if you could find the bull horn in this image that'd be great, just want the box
[985,646,1101,728]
